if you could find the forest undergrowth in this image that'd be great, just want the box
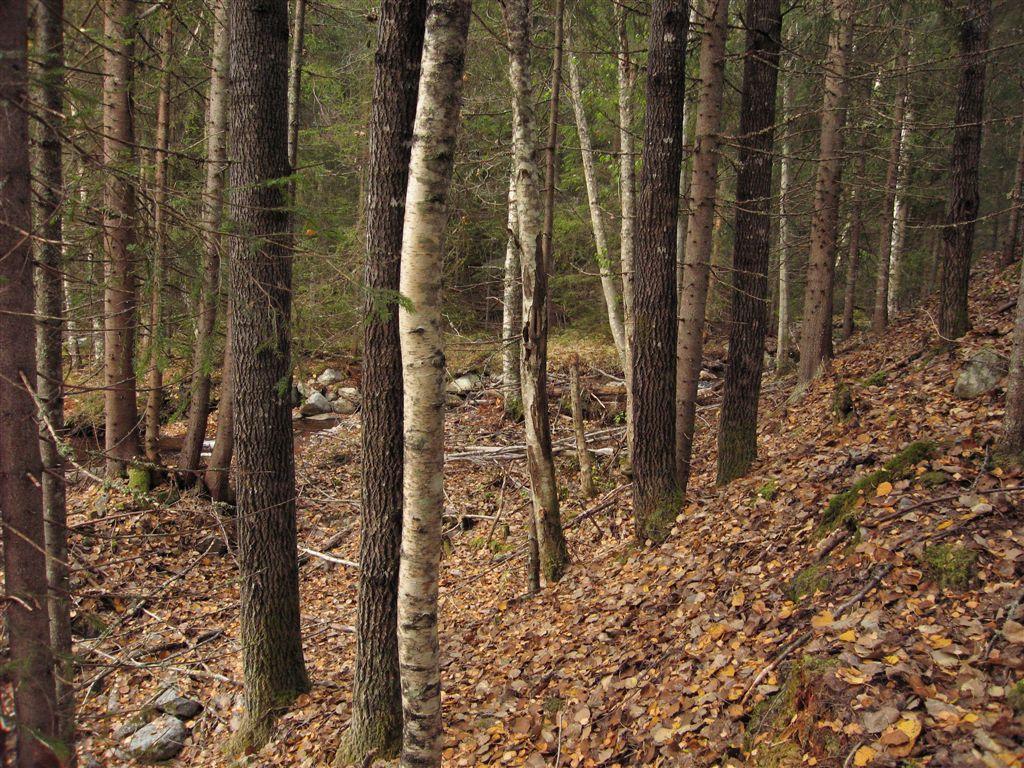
[69,264,1024,767]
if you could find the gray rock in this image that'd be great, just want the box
[953,347,1008,399]
[317,367,344,386]
[299,391,333,416]
[446,373,482,395]
[124,715,187,762]
[332,396,358,415]
[306,412,341,421]
[337,386,360,401]
[154,686,203,720]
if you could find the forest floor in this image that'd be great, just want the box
[67,263,1024,768]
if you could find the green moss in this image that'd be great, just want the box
[821,469,890,532]
[127,465,151,494]
[861,370,888,387]
[542,695,564,714]
[333,713,402,766]
[1007,679,1024,714]
[920,544,977,589]
[883,440,937,476]
[746,656,838,755]
[786,565,831,602]
[831,384,855,422]
[635,490,683,544]
[918,470,951,488]
[757,479,779,502]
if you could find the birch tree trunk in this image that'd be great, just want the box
[204,307,235,503]
[716,0,782,485]
[675,2,699,314]
[566,40,627,369]
[504,0,570,583]
[287,0,306,195]
[501,170,522,415]
[229,0,309,747]
[871,40,909,334]
[675,0,730,491]
[336,1,426,763]
[888,114,911,318]
[938,0,991,341]
[797,0,854,383]
[144,12,174,465]
[776,65,793,369]
[179,0,230,480]
[397,2,472,765]
[32,0,75,754]
[102,0,140,477]
[569,359,595,498]
[1,3,62,762]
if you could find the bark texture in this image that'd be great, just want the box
[102,0,140,476]
[179,0,230,480]
[1002,95,1024,266]
[569,360,595,498]
[841,112,871,341]
[1000,240,1024,455]
[631,0,689,540]
[397,3,472,766]
[716,0,781,485]
[776,65,793,369]
[337,1,426,763]
[938,0,992,341]
[229,0,309,747]
[501,170,522,414]
[32,0,75,754]
[675,0,729,491]
[1,3,62,761]
[616,4,637,454]
[504,0,569,583]
[797,0,854,383]
[204,307,235,503]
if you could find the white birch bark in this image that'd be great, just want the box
[396,1,471,765]
[776,65,793,373]
[888,113,911,318]
[501,169,521,412]
[566,41,627,369]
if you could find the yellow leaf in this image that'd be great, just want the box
[875,481,893,497]
[811,611,835,629]
[732,589,746,607]
[838,629,857,642]
[853,745,876,766]
[897,715,922,741]
[936,520,953,530]
[883,654,900,665]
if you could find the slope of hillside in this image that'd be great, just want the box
[73,265,1023,767]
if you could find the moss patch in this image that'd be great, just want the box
[861,370,888,387]
[920,544,977,589]
[786,565,831,602]
[1007,679,1024,714]
[918,470,951,488]
[757,479,779,502]
[882,440,936,476]
[831,384,855,422]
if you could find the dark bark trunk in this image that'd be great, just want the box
[716,0,781,485]
[631,0,689,541]
[102,0,140,477]
[335,1,426,764]
[938,0,992,341]
[33,0,75,756]
[1,3,62,763]
[1003,95,1024,266]
[229,0,309,747]
[841,134,869,341]
[179,0,230,481]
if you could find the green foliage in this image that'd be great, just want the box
[883,441,937,476]
[920,544,977,589]
[757,479,779,501]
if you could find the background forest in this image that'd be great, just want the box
[1,0,1024,766]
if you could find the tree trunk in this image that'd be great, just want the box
[287,0,306,193]
[888,114,911,318]
[102,0,140,477]
[396,3,471,766]
[616,3,637,452]
[796,0,854,384]
[841,113,871,341]
[1000,233,1024,456]
[179,0,230,481]
[631,0,689,540]
[776,65,793,369]
[204,306,235,503]
[716,0,781,485]
[566,41,627,369]
[871,39,909,333]
[336,1,426,764]
[1002,94,1024,266]
[674,0,729,491]
[501,170,522,415]
[1,3,62,763]
[938,0,992,341]
[675,2,699,333]
[32,0,75,755]
[144,12,174,465]
[569,360,595,498]
[229,0,309,748]
[504,0,570,584]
